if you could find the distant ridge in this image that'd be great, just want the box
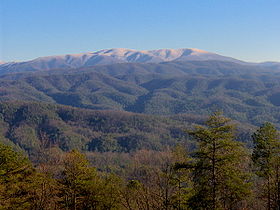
[2,48,280,75]
[0,48,245,74]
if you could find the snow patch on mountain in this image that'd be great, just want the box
[0,48,247,74]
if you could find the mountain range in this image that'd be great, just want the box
[1,47,280,155]
[1,48,280,127]
[2,48,277,75]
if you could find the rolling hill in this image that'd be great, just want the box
[1,49,280,160]
[0,60,280,127]
[0,101,253,160]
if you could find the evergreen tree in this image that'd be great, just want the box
[29,166,60,210]
[187,112,251,210]
[58,150,121,209]
[252,122,280,210]
[0,142,35,209]
[58,150,97,209]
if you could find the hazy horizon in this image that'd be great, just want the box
[1,47,280,64]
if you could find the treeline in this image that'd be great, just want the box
[1,113,279,209]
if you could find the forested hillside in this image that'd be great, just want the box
[1,59,280,209]
[1,113,279,209]
[0,101,185,155]
[1,60,280,127]
[0,101,254,163]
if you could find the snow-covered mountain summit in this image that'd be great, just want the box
[0,48,246,74]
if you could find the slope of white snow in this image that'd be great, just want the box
[0,48,247,73]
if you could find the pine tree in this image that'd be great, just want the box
[58,150,97,209]
[252,122,280,210]
[0,142,35,209]
[58,150,121,209]
[187,112,251,210]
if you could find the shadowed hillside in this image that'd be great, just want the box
[0,101,253,161]
[0,61,280,127]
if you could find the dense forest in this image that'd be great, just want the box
[1,112,279,209]
[0,101,253,164]
[1,59,280,209]
[2,0,280,207]
[1,61,280,127]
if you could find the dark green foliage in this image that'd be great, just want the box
[0,142,122,209]
[117,133,161,152]
[58,150,98,209]
[252,122,280,209]
[88,135,120,152]
[186,113,252,209]
[0,143,35,209]
[252,123,280,177]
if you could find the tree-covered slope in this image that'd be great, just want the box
[0,101,186,158]
[1,61,280,127]
[0,101,253,160]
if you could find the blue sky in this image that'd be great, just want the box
[1,0,280,62]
